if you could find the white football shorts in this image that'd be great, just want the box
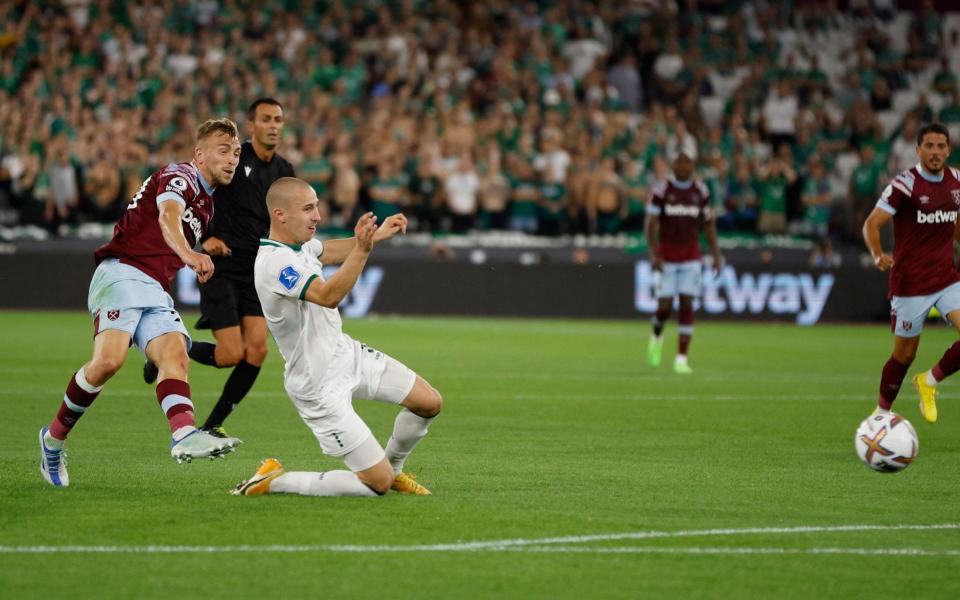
[288,339,417,461]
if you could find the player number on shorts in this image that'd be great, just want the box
[126,176,151,210]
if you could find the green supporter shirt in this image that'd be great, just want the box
[622,175,646,216]
[300,157,332,198]
[850,164,880,198]
[758,176,787,214]
[802,178,831,225]
[370,176,404,221]
[509,176,539,218]
[539,183,566,220]
[939,104,960,124]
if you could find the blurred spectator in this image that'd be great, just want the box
[607,53,642,113]
[0,0,954,243]
[443,152,479,234]
[369,158,406,225]
[762,80,799,153]
[847,145,882,241]
[724,156,759,233]
[478,148,509,230]
[45,143,79,232]
[797,156,832,240]
[755,157,797,235]
[890,117,921,174]
[587,157,623,235]
[620,159,647,233]
[508,155,540,234]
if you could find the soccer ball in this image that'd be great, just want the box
[854,412,918,473]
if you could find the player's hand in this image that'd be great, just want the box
[184,250,215,283]
[651,255,663,272]
[202,236,231,256]
[373,213,408,243]
[712,253,725,275]
[354,212,377,253]
[873,253,894,272]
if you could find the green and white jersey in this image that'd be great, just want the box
[254,237,346,398]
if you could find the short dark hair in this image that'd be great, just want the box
[917,122,950,146]
[196,118,238,142]
[247,97,283,121]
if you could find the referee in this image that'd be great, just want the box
[145,98,294,437]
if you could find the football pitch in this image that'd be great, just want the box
[2,311,959,598]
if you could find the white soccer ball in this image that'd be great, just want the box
[854,412,919,473]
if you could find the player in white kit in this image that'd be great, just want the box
[233,177,441,496]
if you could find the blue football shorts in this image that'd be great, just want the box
[657,260,702,298]
[890,281,960,338]
[88,259,191,352]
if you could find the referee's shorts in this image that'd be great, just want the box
[197,256,263,330]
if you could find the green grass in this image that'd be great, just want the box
[2,312,959,599]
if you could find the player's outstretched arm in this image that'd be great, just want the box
[373,213,407,243]
[703,216,724,274]
[645,213,662,271]
[862,206,893,271]
[302,213,376,308]
[158,200,215,283]
[314,213,407,265]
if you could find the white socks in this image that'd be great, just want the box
[385,409,434,474]
[43,431,64,450]
[172,426,196,442]
[269,471,378,497]
[925,370,939,387]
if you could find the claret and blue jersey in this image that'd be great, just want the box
[876,164,960,298]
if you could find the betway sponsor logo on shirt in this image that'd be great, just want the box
[181,206,203,240]
[663,204,700,217]
[916,209,958,224]
[634,261,834,325]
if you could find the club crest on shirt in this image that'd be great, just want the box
[952,189,960,205]
[107,309,120,321]
[279,265,301,290]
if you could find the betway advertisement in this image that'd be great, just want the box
[634,261,838,325]
[1,250,888,323]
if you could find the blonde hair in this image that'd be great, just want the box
[196,118,239,142]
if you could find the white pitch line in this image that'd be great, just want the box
[504,546,960,556]
[2,524,957,555]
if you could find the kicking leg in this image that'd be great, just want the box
[146,332,240,461]
[875,335,918,416]
[40,329,130,487]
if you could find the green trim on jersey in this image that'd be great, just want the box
[259,238,302,252]
[299,274,318,300]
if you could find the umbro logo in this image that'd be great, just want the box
[919,196,930,204]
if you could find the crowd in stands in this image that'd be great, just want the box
[1,0,959,242]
